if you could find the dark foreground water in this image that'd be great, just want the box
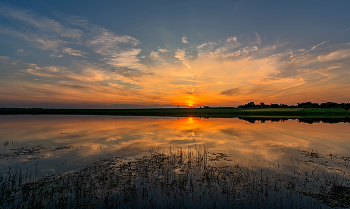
[0,116,350,208]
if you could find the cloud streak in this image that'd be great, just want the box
[62,47,88,57]
[220,88,240,96]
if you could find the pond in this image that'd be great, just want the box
[1,115,350,208]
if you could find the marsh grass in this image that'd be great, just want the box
[1,145,350,208]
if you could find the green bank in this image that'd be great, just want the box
[1,108,350,118]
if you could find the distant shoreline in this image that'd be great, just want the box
[1,107,349,118]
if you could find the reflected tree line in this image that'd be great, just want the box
[238,117,350,124]
[238,102,350,110]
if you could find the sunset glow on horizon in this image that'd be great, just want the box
[0,1,350,108]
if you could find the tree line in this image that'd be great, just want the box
[238,102,350,110]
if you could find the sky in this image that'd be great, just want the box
[0,0,350,108]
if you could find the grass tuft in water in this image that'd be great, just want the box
[1,145,350,208]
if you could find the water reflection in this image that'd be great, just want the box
[238,116,350,124]
[1,115,350,208]
[1,115,350,175]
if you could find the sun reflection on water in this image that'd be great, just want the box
[0,115,350,177]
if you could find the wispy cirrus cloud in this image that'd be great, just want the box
[87,27,139,53]
[1,6,350,108]
[255,32,261,46]
[86,26,150,73]
[0,6,83,39]
[0,12,78,58]
[0,28,67,51]
[14,49,27,56]
[0,6,152,82]
[62,47,88,57]
[174,49,191,69]
[55,13,89,27]
[310,41,328,51]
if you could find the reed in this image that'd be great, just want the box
[1,145,349,208]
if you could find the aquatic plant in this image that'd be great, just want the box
[0,145,349,208]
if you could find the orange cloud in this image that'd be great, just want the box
[1,34,350,107]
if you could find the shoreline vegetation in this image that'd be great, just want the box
[1,102,350,119]
[1,108,350,119]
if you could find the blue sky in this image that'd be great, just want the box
[0,0,350,108]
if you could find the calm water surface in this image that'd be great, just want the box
[1,115,350,208]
